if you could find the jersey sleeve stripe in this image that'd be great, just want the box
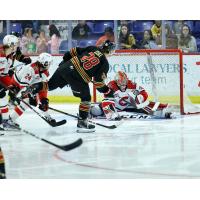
[71,57,91,83]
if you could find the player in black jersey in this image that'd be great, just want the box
[0,147,6,179]
[48,40,114,133]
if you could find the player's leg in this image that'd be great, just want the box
[48,66,69,91]
[0,147,6,179]
[0,86,19,130]
[9,97,30,126]
[72,83,95,133]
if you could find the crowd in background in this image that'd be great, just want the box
[0,20,199,54]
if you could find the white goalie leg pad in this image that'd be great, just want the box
[90,104,103,117]
[151,102,160,111]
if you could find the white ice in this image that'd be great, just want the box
[1,103,200,179]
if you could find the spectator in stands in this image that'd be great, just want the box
[173,20,184,36]
[119,20,132,31]
[21,28,36,54]
[139,30,158,49]
[156,24,178,49]
[36,30,48,54]
[72,20,91,40]
[178,24,197,52]
[48,24,61,54]
[118,25,136,49]
[96,27,115,47]
[151,20,162,40]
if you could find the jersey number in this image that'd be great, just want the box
[25,73,32,81]
[81,52,100,70]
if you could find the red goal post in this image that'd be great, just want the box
[93,49,200,115]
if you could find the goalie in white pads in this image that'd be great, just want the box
[90,71,174,120]
[8,53,55,127]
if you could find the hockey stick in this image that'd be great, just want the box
[20,128,83,151]
[18,98,66,127]
[49,106,119,129]
[0,81,66,127]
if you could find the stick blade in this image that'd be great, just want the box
[50,119,67,127]
[59,138,83,151]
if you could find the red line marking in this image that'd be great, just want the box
[53,135,200,178]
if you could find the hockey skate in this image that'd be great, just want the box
[77,118,95,133]
[1,117,20,131]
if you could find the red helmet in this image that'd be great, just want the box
[114,71,128,92]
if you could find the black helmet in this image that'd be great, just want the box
[100,40,115,54]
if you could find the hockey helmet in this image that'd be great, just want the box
[100,40,115,54]
[114,71,128,92]
[37,53,53,70]
[3,35,19,47]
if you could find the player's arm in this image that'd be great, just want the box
[14,47,32,65]
[127,80,149,109]
[93,63,113,97]
[0,57,12,87]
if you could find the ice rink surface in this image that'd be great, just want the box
[1,103,200,179]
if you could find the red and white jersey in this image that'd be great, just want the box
[107,80,148,110]
[12,63,49,89]
[0,47,13,86]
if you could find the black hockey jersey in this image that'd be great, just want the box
[63,46,110,93]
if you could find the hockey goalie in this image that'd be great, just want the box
[90,71,174,120]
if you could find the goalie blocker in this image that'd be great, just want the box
[90,71,174,120]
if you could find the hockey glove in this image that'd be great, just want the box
[8,85,20,104]
[21,82,44,98]
[21,57,32,65]
[28,94,37,107]
[39,98,49,112]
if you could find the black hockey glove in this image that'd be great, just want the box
[15,47,32,65]
[28,94,37,107]
[39,98,49,112]
[21,56,32,65]
[8,85,20,104]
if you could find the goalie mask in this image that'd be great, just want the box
[37,53,53,70]
[114,71,128,92]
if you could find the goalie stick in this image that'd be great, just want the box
[0,81,66,127]
[49,106,121,129]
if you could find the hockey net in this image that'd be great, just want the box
[93,49,200,115]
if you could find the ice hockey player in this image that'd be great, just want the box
[0,147,6,179]
[8,53,55,127]
[90,71,174,120]
[0,35,22,130]
[47,40,115,133]
[8,32,32,105]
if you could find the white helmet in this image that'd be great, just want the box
[3,35,19,47]
[37,53,53,70]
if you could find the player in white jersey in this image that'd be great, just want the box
[90,71,173,120]
[9,53,54,125]
[0,35,21,130]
